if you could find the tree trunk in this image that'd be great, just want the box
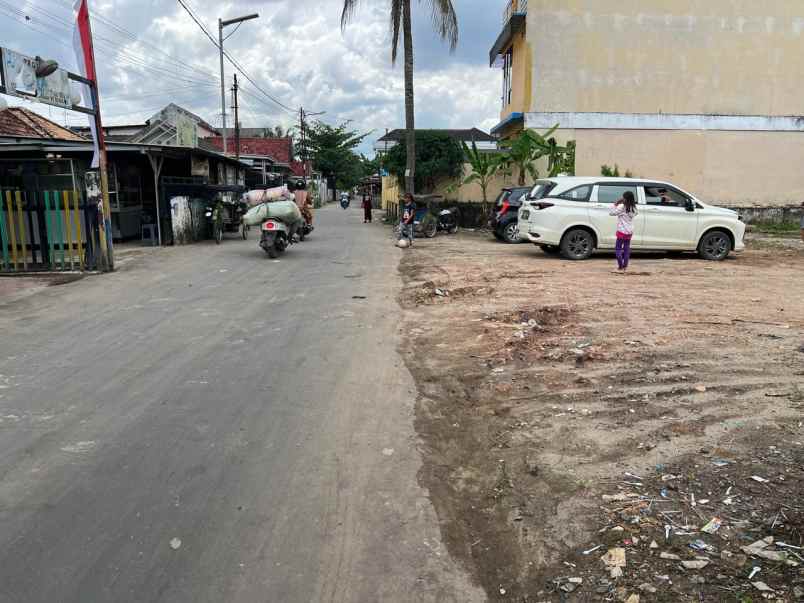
[402,0,416,194]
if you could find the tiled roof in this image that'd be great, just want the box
[377,128,496,143]
[206,137,293,163]
[0,107,86,141]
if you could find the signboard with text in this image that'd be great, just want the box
[1,48,73,109]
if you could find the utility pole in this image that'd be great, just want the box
[218,19,227,156]
[232,74,240,161]
[218,12,259,156]
[299,106,307,184]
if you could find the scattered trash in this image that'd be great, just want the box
[712,459,731,467]
[649,540,659,549]
[752,581,774,592]
[660,552,681,561]
[750,475,770,484]
[681,559,710,570]
[352,295,367,299]
[701,517,722,534]
[694,385,707,393]
[583,544,603,555]
[639,582,657,593]
[601,548,626,578]
[382,448,394,456]
[557,577,583,593]
[748,566,761,580]
[602,493,632,502]
[170,538,182,550]
[624,594,640,603]
[498,587,506,595]
[434,288,447,297]
[690,539,716,554]
[660,488,669,498]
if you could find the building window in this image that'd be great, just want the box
[502,47,513,108]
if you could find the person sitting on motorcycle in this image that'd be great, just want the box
[293,181,313,225]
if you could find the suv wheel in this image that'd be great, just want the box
[560,229,595,260]
[502,222,520,244]
[698,230,732,261]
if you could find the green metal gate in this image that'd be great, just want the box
[0,189,98,273]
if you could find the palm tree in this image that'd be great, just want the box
[341,0,458,194]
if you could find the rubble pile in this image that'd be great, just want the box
[555,445,804,601]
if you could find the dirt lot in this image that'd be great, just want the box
[398,230,804,601]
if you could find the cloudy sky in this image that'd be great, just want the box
[2,0,506,154]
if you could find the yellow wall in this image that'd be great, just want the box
[573,129,804,207]
[525,0,804,116]
[381,175,400,209]
[500,32,533,120]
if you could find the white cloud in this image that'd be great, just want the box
[3,0,507,153]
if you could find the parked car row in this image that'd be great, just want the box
[488,177,745,261]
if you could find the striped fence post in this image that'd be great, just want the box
[5,191,18,270]
[0,193,9,271]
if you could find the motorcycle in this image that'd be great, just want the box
[436,207,459,234]
[260,217,299,258]
[204,203,223,244]
[298,220,314,241]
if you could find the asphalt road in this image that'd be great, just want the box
[0,206,482,603]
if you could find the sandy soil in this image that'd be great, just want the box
[398,230,804,601]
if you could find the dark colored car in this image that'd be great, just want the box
[489,186,532,243]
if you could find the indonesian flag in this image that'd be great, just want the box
[73,0,102,167]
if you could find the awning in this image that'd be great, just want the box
[488,13,526,66]
[490,112,524,136]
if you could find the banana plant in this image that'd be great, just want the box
[460,141,503,203]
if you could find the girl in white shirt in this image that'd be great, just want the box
[609,191,638,271]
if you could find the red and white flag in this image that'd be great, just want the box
[73,0,102,167]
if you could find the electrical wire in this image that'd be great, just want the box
[35,0,220,82]
[0,2,215,87]
[174,0,299,115]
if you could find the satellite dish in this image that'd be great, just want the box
[34,56,59,78]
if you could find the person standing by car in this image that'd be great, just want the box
[609,191,638,272]
[399,193,416,247]
[362,194,373,223]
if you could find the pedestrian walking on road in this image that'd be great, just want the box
[362,194,373,223]
[399,193,416,248]
[610,191,638,272]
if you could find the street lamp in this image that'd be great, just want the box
[218,12,258,156]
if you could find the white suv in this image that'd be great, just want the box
[517,177,745,261]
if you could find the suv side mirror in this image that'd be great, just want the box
[685,199,695,212]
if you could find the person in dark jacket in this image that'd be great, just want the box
[362,194,373,223]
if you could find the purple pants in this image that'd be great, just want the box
[615,234,632,269]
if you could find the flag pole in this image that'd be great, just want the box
[74,0,114,271]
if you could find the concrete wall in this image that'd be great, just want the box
[526,1,804,116]
[572,129,804,207]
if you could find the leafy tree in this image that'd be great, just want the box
[306,121,370,199]
[341,0,458,194]
[385,132,463,193]
[459,141,503,203]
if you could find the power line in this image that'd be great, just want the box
[174,0,299,114]
[0,2,215,87]
[36,0,220,82]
